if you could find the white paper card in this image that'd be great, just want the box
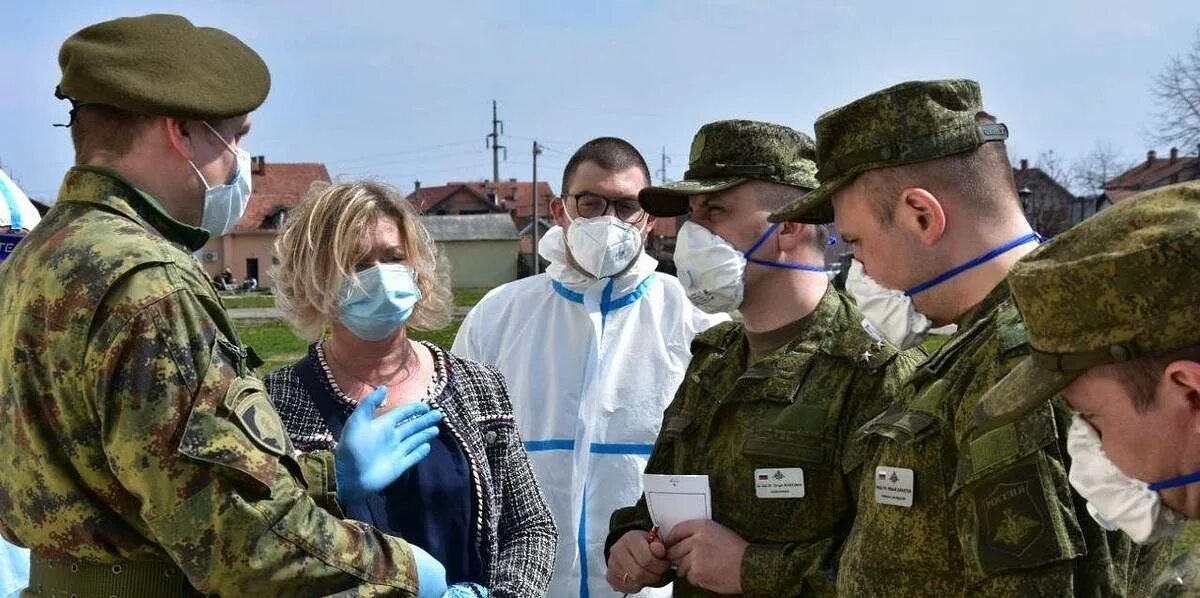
[755,467,805,498]
[642,474,712,540]
[874,466,915,507]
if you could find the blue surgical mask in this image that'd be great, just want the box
[339,264,422,341]
[188,122,252,237]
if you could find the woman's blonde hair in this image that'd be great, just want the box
[271,181,453,340]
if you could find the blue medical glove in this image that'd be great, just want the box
[335,385,442,502]
[444,583,489,597]
[411,545,448,598]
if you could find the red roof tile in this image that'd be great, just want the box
[231,160,331,233]
[1105,155,1200,192]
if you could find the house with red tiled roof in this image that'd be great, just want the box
[196,157,331,290]
[1104,147,1200,203]
[1012,158,1075,237]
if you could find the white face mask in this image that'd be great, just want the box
[845,259,957,349]
[844,232,1042,349]
[1066,414,1187,544]
[673,221,746,314]
[674,220,827,314]
[563,213,643,279]
[188,122,253,237]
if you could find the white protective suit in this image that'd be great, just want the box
[452,226,727,597]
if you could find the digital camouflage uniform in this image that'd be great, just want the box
[974,180,1200,596]
[771,79,1172,595]
[609,289,921,597]
[0,14,422,597]
[0,167,421,596]
[610,120,923,597]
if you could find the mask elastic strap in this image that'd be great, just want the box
[742,222,827,273]
[904,232,1042,297]
[1149,471,1200,492]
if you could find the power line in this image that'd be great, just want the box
[332,149,487,170]
[485,100,507,185]
[324,139,480,166]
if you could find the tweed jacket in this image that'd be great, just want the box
[265,342,558,597]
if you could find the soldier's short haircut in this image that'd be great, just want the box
[561,137,651,193]
[70,104,157,164]
[856,112,1019,226]
[1105,344,1200,412]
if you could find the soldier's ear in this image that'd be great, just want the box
[896,187,945,247]
[163,117,196,162]
[1163,359,1200,416]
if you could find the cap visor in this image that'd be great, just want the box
[767,173,853,224]
[639,177,745,217]
[974,357,1080,434]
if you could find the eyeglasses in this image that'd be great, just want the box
[565,192,647,224]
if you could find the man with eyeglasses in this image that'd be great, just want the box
[454,137,728,597]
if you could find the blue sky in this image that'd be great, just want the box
[1,0,1197,201]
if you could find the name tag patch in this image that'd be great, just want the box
[755,468,805,499]
[874,466,915,507]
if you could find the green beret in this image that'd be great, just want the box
[769,79,1008,224]
[58,14,270,120]
[639,120,819,217]
[975,181,1200,432]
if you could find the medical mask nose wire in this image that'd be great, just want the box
[903,232,1042,297]
[741,222,826,273]
[1149,471,1200,492]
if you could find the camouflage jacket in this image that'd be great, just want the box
[608,288,923,597]
[0,167,420,596]
[836,282,1173,596]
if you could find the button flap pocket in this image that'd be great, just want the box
[952,401,1057,495]
[743,428,830,469]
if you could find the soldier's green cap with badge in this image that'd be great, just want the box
[638,120,819,217]
[975,181,1200,432]
[769,79,1009,224]
[57,14,270,121]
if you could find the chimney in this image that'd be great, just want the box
[251,155,266,176]
[1170,147,1179,163]
[413,179,421,193]
[1020,158,1028,171]
[1148,149,1157,162]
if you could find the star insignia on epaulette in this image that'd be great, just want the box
[872,340,886,352]
[860,349,873,362]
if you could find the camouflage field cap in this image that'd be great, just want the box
[57,14,270,121]
[769,79,1009,224]
[975,181,1200,432]
[638,120,818,217]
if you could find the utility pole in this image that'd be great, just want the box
[656,146,671,183]
[532,140,543,275]
[485,100,506,188]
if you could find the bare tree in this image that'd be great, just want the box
[1149,29,1200,149]
[1036,149,1076,191]
[1071,142,1133,194]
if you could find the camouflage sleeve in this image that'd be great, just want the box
[295,450,346,518]
[86,280,418,596]
[950,348,1092,594]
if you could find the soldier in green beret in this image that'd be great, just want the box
[974,181,1200,592]
[771,79,1171,595]
[605,120,923,596]
[0,14,452,597]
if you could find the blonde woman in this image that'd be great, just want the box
[266,182,557,598]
